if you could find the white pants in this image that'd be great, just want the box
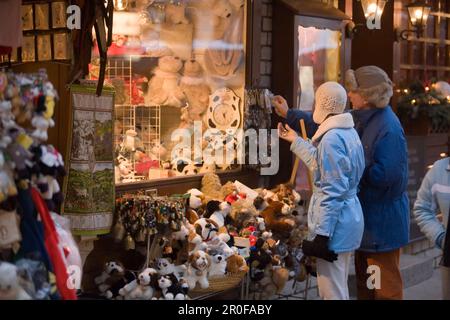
[316,252,352,300]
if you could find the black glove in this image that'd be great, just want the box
[302,235,338,263]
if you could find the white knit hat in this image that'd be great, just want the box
[313,82,348,124]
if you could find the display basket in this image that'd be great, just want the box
[189,270,248,296]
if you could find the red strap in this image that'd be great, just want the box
[31,188,77,300]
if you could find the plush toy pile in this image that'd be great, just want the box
[0,70,81,300]
[106,172,310,300]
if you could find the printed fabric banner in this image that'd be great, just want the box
[62,84,115,236]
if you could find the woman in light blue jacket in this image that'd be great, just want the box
[413,156,450,299]
[278,82,365,300]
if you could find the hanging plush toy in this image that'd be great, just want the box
[145,55,185,108]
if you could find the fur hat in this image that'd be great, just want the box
[345,66,393,109]
[313,82,347,124]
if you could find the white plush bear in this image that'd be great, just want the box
[145,55,185,108]
[31,115,55,142]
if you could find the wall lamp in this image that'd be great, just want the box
[346,0,388,38]
[395,1,432,41]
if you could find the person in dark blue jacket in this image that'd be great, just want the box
[273,66,410,300]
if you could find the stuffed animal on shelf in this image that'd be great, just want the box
[165,2,189,25]
[187,188,204,210]
[156,258,187,280]
[207,249,227,277]
[249,238,273,282]
[226,254,248,274]
[31,114,55,142]
[185,250,211,290]
[95,261,136,300]
[203,200,231,228]
[0,151,18,204]
[118,268,158,300]
[260,200,296,237]
[157,273,189,300]
[145,55,185,108]
[0,262,31,300]
[180,60,210,117]
[229,199,259,229]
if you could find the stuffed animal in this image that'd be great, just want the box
[203,200,231,228]
[31,115,55,142]
[180,60,210,117]
[260,200,296,236]
[165,2,189,25]
[187,188,204,209]
[207,249,227,277]
[119,268,158,300]
[249,238,273,282]
[194,218,231,248]
[258,266,289,300]
[0,152,18,204]
[185,250,211,290]
[145,55,185,108]
[201,172,224,201]
[226,254,248,274]
[156,258,187,280]
[0,262,31,300]
[157,274,189,300]
[95,261,136,300]
[229,0,245,12]
[229,199,259,229]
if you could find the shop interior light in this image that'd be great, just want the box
[396,1,432,41]
[114,0,128,11]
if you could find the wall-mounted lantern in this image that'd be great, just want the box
[396,1,432,40]
[346,0,388,38]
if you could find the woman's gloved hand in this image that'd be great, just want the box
[302,235,338,263]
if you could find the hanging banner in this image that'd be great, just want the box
[62,84,115,236]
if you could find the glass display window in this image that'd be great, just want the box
[297,26,341,111]
[90,0,248,185]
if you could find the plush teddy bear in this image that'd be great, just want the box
[119,268,158,300]
[145,55,185,108]
[0,262,31,300]
[165,2,189,25]
[180,59,210,117]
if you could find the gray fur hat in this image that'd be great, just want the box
[345,66,393,108]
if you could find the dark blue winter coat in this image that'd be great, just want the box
[286,106,410,252]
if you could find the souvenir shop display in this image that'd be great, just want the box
[0,70,81,300]
[62,84,116,236]
[89,0,247,183]
[89,171,310,300]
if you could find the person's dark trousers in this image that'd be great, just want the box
[355,249,403,300]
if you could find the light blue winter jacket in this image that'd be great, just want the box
[413,157,450,249]
[290,113,365,253]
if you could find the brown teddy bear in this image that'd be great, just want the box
[229,199,259,229]
[165,2,189,25]
[180,59,210,118]
[226,254,249,274]
[145,55,185,108]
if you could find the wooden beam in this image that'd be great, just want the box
[400,64,450,71]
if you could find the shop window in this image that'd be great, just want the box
[89,0,248,185]
[297,26,341,111]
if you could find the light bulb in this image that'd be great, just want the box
[367,3,378,16]
[114,0,128,11]
[415,9,423,19]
